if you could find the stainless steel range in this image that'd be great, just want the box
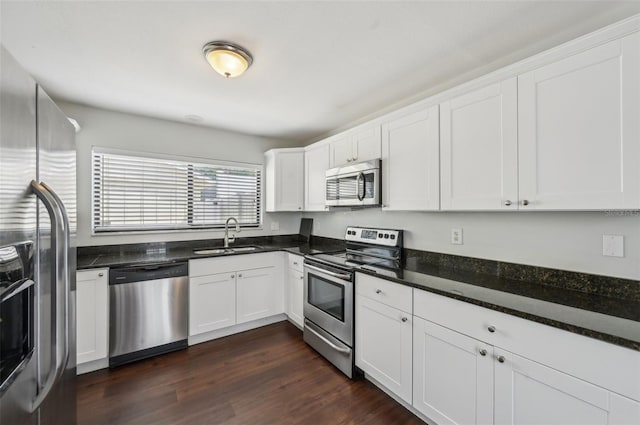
[303,226,403,378]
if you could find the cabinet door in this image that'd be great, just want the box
[76,269,109,364]
[329,135,353,167]
[352,124,381,163]
[495,349,640,425]
[518,33,640,210]
[266,150,304,212]
[355,295,413,404]
[413,317,494,425]
[440,79,518,210]
[304,143,330,211]
[382,106,440,210]
[287,268,304,328]
[236,266,278,324]
[189,272,236,335]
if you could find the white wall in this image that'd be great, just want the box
[58,101,302,247]
[304,209,640,280]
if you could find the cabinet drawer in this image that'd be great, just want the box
[288,253,304,273]
[414,288,640,402]
[77,268,108,282]
[356,273,412,314]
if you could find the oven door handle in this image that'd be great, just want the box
[305,325,351,354]
[305,264,352,281]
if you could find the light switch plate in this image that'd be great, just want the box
[270,221,280,231]
[602,235,624,257]
[451,228,463,245]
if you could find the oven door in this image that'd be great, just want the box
[303,262,353,346]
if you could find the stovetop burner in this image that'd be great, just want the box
[305,226,403,272]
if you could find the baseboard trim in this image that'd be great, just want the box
[188,314,287,346]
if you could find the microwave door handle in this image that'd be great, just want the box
[29,181,69,412]
[356,172,365,201]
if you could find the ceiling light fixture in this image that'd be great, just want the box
[202,41,253,78]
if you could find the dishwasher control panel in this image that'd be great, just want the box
[109,262,188,285]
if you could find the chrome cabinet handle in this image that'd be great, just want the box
[238,273,243,278]
[293,262,298,265]
[504,200,512,206]
[521,199,530,206]
[375,289,382,294]
[299,276,304,280]
[479,349,487,356]
[401,317,408,322]
[98,272,104,277]
[488,326,496,333]
[231,274,235,279]
[497,356,506,363]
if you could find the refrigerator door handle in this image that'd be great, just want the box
[29,180,70,412]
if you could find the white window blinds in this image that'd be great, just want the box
[92,150,261,232]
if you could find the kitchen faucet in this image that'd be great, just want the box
[224,217,240,248]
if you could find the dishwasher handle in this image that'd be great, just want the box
[109,262,188,285]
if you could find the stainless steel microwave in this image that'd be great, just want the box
[325,159,381,207]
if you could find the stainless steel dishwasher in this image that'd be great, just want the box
[109,262,188,367]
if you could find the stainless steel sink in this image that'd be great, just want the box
[193,245,261,255]
[193,248,228,255]
[232,246,260,252]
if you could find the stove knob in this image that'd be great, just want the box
[378,233,383,238]
[390,234,396,240]
[384,234,389,239]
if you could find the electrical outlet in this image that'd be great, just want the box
[451,228,463,245]
[270,221,280,231]
[602,235,623,257]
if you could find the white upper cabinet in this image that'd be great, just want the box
[265,148,304,212]
[330,124,382,167]
[382,106,440,210]
[440,78,518,210]
[304,143,330,211]
[518,32,640,210]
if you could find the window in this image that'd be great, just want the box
[92,149,261,232]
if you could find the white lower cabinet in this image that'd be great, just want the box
[353,273,640,425]
[412,287,640,425]
[355,274,413,404]
[76,268,109,367]
[236,266,279,324]
[356,296,413,404]
[494,349,640,425]
[189,271,236,335]
[413,317,493,425]
[286,254,304,328]
[189,253,284,341]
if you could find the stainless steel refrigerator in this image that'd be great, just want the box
[0,46,77,425]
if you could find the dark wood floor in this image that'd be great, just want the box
[77,321,425,425]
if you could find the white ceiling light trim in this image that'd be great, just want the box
[203,41,253,78]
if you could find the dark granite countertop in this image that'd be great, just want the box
[77,235,639,351]
[76,235,345,270]
[356,255,640,351]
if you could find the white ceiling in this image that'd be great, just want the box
[2,1,639,142]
